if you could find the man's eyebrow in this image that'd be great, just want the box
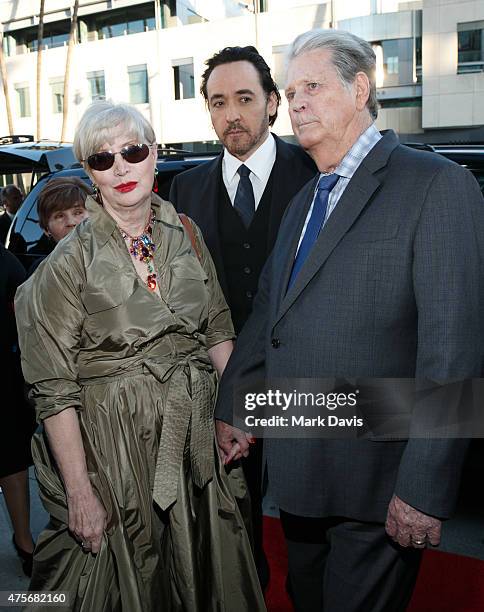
[235,89,255,96]
[209,88,255,103]
[209,93,225,103]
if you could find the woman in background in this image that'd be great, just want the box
[38,177,91,244]
[28,177,91,275]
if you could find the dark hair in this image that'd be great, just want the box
[38,177,92,230]
[200,46,281,127]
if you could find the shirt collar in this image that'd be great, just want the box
[333,123,382,180]
[223,132,276,183]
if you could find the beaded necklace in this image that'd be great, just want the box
[120,210,157,292]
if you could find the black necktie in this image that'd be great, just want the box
[234,164,255,229]
[287,173,340,291]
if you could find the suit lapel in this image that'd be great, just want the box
[196,155,229,296]
[273,130,399,327]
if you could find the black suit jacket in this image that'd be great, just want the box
[169,134,317,297]
[216,130,484,522]
[0,212,12,245]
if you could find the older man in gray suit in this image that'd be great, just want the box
[215,29,484,611]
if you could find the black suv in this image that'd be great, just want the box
[6,148,216,269]
[405,143,484,195]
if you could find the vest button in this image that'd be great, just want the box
[243,242,251,249]
[271,338,281,349]
[243,266,251,274]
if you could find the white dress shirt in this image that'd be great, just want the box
[222,132,277,211]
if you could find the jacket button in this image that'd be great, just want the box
[243,266,251,274]
[246,290,253,299]
[243,242,251,249]
[271,338,280,349]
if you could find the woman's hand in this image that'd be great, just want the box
[44,408,107,554]
[67,485,107,553]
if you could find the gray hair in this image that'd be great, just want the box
[73,101,156,164]
[287,29,378,120]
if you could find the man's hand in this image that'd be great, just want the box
[215,419,254,464]
[385,494,441,548]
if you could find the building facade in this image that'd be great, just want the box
[0,0,483,148]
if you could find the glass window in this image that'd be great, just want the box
[15,85,31,117]
[173,60,195,100]
[128,19,145,35]
[373,38,414,87]
[272,45,289,89]
[128,65,149,104]
[3,34,15,57]
[50,79,64,113]
[415,36,422,83]
[87,70,106,101]
[11,20,71,53]
[80,3,156,42]
[458,22,484,73]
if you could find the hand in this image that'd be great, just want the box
[67,485,107,554]
[215,419,254,464]
[385,494,441,548]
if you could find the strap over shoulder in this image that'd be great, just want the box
[178,213,202,263]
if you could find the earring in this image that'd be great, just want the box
[152,168,159,193]
[92,183,102,204]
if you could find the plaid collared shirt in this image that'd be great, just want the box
[296,124,382,254]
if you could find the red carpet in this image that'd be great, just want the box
[263,516,484,611]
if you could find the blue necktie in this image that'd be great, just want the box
[234,164,255,229]
[287,173,339,291]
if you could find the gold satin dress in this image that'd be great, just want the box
[15,195,266,612]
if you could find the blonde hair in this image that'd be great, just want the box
[73,101,156,163]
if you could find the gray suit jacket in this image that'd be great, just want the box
[216,130,484,522]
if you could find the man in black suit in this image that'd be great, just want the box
[0,185,23,244]
[169,46,316,587]
[215,30,484,611]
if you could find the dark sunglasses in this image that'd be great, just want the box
[84,143,152,171]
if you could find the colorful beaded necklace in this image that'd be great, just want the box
[120,210,157,292]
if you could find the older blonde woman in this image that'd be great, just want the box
[15,101,264,611]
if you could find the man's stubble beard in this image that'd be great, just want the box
[222,113,270,159]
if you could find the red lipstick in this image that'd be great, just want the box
[114,182,138,193]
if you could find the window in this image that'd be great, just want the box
[87,71,106,101]
[373,38,414,87]
[415,36,422,84]
[458,21,484,73]
[7,20,70,55]
[128,65,149,104]
[50,79,64,113]
[172,59,195,100]
[272,45,289,89]
[79,3,156,42]
[15,85,31,117]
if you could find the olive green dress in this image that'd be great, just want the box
[15,195,266,612]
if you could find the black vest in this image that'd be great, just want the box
[218,175,274,334]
